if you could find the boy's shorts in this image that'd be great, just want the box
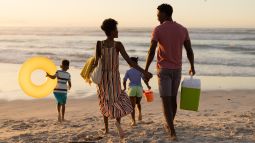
[54,92,67,105]
[128,86,143,97]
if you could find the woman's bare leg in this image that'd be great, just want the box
[115,117,124,138]
[103,116,109,134]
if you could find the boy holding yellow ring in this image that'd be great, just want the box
[47,59,71,122]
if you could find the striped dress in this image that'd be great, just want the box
[97,41,133,118]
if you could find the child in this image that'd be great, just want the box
[47,59,71,122]
[123,57,151,126]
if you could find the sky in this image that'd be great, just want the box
[0,0,255,28]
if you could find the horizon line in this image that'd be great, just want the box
[0,25,255,29]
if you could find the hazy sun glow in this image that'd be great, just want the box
[0,0,255,28]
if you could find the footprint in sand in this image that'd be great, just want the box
[11,122,32,130]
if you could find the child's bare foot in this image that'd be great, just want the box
[58,114,61,122]
[115,121,124,138]
[62,117,65,122]
[138,113,142,121]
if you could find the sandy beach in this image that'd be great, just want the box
[0,63,255,142]
[0,89,255,143]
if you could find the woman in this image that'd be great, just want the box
[93,18,152,138]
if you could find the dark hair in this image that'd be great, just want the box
[101,18,118,36]
[130,57,138,63]
[62,59,70,66]
[157,4,173,17]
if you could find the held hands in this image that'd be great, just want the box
[143,71,153,82]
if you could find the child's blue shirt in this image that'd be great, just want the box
[123,68,143,87]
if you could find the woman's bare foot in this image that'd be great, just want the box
[115,121,124,138]
[104,129,109,135]
[131,120,136,126]
[100,128,109,134]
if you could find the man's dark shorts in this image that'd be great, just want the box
[157,68,181,97]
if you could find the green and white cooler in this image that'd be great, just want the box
[180,76,201,111]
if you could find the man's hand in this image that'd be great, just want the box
[189,66,196,76]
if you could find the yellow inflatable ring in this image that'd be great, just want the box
[18,57,57,98]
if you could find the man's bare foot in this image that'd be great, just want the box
[163,124,171,133]
[138,113,142,121]
[115,121,124,138]
[170,134,178,141]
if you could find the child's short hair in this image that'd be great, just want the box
[130,57,138,63]
[62,59,70,66]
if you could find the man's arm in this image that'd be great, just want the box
[184,40,195,75]
[145,40,157,72]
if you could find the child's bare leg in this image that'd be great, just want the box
[61,104,65,121]
[129,96,136,126]
[103,116,109,134]
[136,97,142,121]
[57,103,61,122]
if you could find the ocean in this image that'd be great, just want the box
[0,27,255,77]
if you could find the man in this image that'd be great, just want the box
[145,3,195,140]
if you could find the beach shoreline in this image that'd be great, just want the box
[1,62,255,101]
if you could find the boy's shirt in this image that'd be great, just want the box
[123,68,143,87]
[54,70,71,93]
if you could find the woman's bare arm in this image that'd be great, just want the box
[94,41,101,66]
[117,42,152,79]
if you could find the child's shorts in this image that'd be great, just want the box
[54,92,67,105]
[128,86,143,97]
